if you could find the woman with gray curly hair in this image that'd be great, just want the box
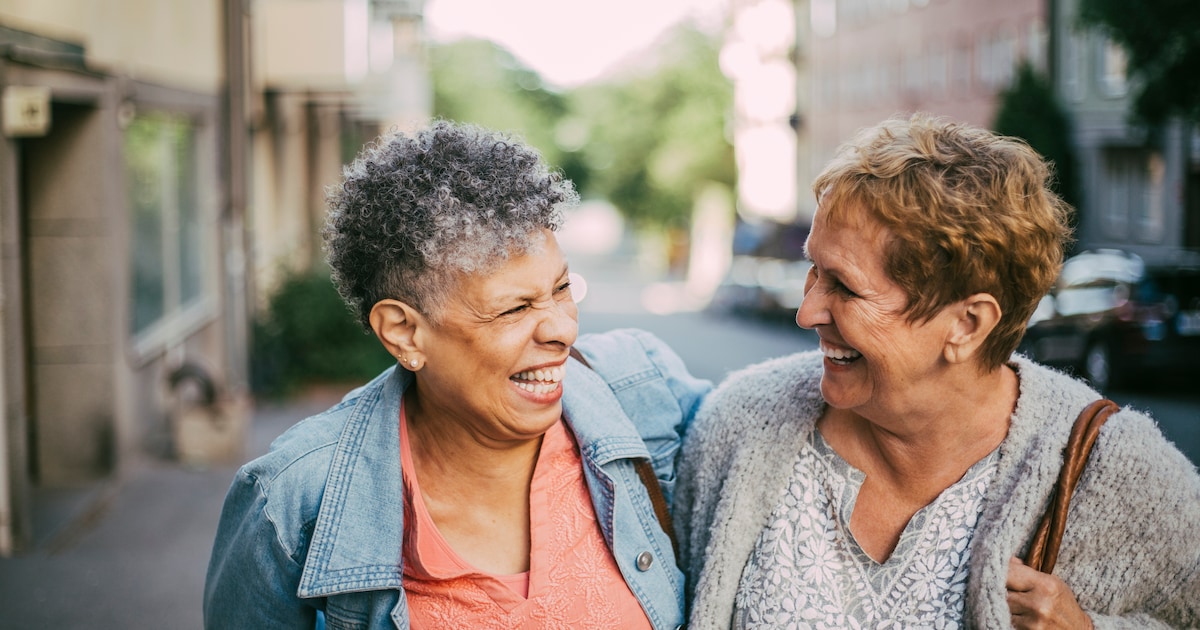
[205,121,709,629]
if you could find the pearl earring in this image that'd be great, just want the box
[409,359,418,368]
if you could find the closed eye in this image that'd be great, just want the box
[812,267,858,299]
[832,280,858,298]
[500,303,529,316]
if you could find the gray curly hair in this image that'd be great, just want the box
[323,120,578,330]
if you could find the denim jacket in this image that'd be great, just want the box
[204,329,711,629]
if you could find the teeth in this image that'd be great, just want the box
[511,365,564,393]
[514,380,560,394]
[820,340,861,362]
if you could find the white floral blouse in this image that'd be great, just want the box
[733,429,999,630]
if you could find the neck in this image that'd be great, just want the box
[403,385,543,500]
[823,363,1018,490]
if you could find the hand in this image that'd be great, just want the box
[1006,557,1093,629]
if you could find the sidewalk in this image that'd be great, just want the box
[0,391,344,629]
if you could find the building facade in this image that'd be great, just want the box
[0,0,428,554]
[1051,0,1200,259]
[805,0,1046,203]
[250,0,429,300]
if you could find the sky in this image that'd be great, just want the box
[423,0,729,88]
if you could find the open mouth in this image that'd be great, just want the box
[820,339,862,366]
[510,365,564,394]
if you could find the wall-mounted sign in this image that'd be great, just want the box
[3,86,52,137]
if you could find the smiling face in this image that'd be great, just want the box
[410,230,579,446]
[796,203,960,418]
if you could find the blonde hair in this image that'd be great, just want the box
[812,113,1073,370]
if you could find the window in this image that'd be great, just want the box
[949,40,972,95]
[1104,148,1142,240]
[1139,153,1165,242]
[976,29,1018,91]
[125,111,206,336]
[1063,30,1086,102]
[974,34,992,89]
[1025,18,1046,72]
[903,49,925,95]
[1099,35,1128,97]
[927,42,948,97]
[993,29,1018,89]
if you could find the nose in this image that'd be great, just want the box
[537,295,579,348]
[795,267,827,330]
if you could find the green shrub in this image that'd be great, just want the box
[251,269,392,397]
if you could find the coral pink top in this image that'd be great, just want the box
[399,407,653,630]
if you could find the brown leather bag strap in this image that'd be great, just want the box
[634,457,681,560]
[569,346,680,562]
[1024,398,1120,574]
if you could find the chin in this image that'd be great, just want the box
[819,379,862,410]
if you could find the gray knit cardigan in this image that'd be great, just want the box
[674,351,1200,629]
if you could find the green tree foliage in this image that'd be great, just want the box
[993,62,1080,216]
[430,25,734,232]
[251,269,392,397]
[429,39,587,190]
[1078,0,1200,124]
[572,25,735,230]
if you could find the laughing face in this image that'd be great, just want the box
[796,203,960,418]
[410,230,579,445]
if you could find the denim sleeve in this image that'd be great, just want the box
[632,329,711,435]
[204,469,318,629]
[638,330,711,503]
[585,329,711,503]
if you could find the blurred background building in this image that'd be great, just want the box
[0,0,429,554]
[806,0,1047,175]
[1049,0,1198,261]
[719,0,1198,319]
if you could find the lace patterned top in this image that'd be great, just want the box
[399,408,653,630]
[733,429,999,630]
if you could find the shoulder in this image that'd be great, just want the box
[685,350,824,457]
[574,327,710,402]
[1007,355,1191,478]
[1008,354,1200,542]
[703,350,824,424]
[230,378,384,537]
[575,328,680,373]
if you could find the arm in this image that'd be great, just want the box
[1003,406,1200,629]
[628,329,712,493]
[204,470,318,629]
[1006,557,1199,630]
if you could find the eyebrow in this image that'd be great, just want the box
[491,263,571,305]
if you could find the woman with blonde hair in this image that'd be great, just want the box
[676,113,1200,628]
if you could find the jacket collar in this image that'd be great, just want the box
[298,366,409,598]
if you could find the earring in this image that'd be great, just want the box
[409,359,418,368]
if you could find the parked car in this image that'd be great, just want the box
[1019,249,1200,392]
[710,254,811,320]
[709,219,811,321]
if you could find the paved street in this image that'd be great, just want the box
[0,269,1195,629]
[0,395,336,629]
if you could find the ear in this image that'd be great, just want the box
[943,293,1002,365]
[369,299,426,368]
